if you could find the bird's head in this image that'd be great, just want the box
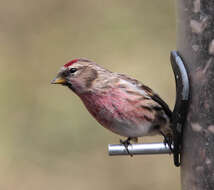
[51,58,106,94]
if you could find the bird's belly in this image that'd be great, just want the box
[109,119,157,137]
[84,103,153,137]
[80,91,159,138]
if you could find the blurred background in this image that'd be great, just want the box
[0,0,179,189]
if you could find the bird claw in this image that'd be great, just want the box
[120,137,133,157]
[161,133,173,153]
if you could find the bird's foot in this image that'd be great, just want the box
[120,137,133,157]
[161,132,173,153]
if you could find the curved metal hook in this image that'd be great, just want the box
[170,51,190,166]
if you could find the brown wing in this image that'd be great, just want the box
[150,93,172,119]
[140,84,172,119]
[118,74,172,119]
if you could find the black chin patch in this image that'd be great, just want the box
[64,82,76,92]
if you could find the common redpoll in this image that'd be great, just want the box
[51,58,173,152]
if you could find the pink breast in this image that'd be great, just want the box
[79,88,150,130]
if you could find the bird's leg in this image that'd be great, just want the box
[120,137,133,157]
[160,132,173,153]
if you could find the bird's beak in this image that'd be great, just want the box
[51,76,67,84]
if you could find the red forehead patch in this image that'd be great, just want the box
[64,59,79,68]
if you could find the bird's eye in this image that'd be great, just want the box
[69,68,77,73]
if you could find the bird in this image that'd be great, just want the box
[51,58,173,155]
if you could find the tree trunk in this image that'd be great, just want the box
[177,0,214,189]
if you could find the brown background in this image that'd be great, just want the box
[0,0,179,189]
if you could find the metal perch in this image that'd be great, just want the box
[108,143,172,156]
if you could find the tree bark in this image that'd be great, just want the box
[177,0,214,189]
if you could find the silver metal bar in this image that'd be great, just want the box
[108,143,172,156]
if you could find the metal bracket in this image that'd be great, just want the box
[170,51,189,166]
[108,51,190,167]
